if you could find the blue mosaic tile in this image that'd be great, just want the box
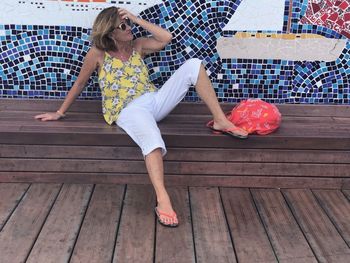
[0,0,349,104]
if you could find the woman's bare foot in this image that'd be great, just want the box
[212,118,248,137]
[156,192,178,225]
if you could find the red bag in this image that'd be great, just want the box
[227,99,282,135]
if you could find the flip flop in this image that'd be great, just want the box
[154,207,179,227]
[206,120,248,139]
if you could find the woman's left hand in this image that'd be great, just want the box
[117,8,138,23]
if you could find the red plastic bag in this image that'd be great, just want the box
[228,99,282,135]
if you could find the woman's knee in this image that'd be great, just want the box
[181,58,202,85]
[144,147,166,159]
[183,58,202,72]
[141,133,167,157]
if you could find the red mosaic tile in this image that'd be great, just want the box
[300,0,350,38]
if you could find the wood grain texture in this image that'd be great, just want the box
[0,183,61,263]
[0,183,29,230]
[251,189,317,262]
[70,184,125,263]
[0,183,349,262]
[26,184,93,263]
[0,172,347,189]
[1,99,350,117]
[312,189,350,247]
[221,187,277,262]
[190,187,236,263]
[113,184,156,263]
[155,186,195,263]
[1,145,349,164]
[282,189,350,262]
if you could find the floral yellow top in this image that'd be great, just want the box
[98,50,156,125]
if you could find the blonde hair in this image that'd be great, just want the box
[91,7,120,51]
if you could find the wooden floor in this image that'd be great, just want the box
[1,183,350,263]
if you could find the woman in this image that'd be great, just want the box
[35,7,248,227]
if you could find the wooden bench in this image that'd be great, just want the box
[0,99,349,189]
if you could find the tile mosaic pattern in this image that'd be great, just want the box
[290,0,350,103]
[0,0,349,104]
[0,25,93,98]
[300,0,350,39]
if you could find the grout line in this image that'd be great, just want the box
[286,0,293,33]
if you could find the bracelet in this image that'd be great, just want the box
[56,110,66,118]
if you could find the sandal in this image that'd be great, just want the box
[154,207,179,227]
[206,120,248,139]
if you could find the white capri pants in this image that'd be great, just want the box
[116,58,202,157]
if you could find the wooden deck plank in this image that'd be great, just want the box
[343,190,350,200]
[0,131,348,150]
[0,183,350,262]
[312,189,350,247]
[0,113,343,126]
[70,184,125,263]
[0,114,104,123]
[220,188,277,262]
[341,180,350,190]
[2,123,349,139]
[26,184,93,263]
[1,99,349,117]
[251,189,317,262]
[170,103,350,118]
[2,107,350,134]
[155,186,195,263]
[1,159,349,178]
[113,184,156,263]
[0,99,101,113]
[1,145,350,164]
[0,183,29,229]
[0,145,142,160]
[3,109,350,125]
[0,183,61,263]
[0,172,346,189]
[282,189,350,262]
[190,187,236,263]
[2,117,350,136]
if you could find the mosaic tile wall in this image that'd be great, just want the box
[0,0,349,104]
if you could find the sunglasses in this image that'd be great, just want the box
[115,18,133,31]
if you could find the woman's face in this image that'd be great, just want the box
[111,18,133,42]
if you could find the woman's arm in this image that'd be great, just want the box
[118,8,172,56]
[35,47,103,121]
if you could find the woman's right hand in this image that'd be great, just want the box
[34,112,63,121]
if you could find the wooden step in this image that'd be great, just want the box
[0,99,349,189]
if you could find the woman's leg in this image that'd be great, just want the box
[144,148,178,225]
[195,64,247,136]
[152,58,247,137]
[117,96,177,225]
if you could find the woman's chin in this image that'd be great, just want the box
[127,33,134,40]
[120,35,133,42]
